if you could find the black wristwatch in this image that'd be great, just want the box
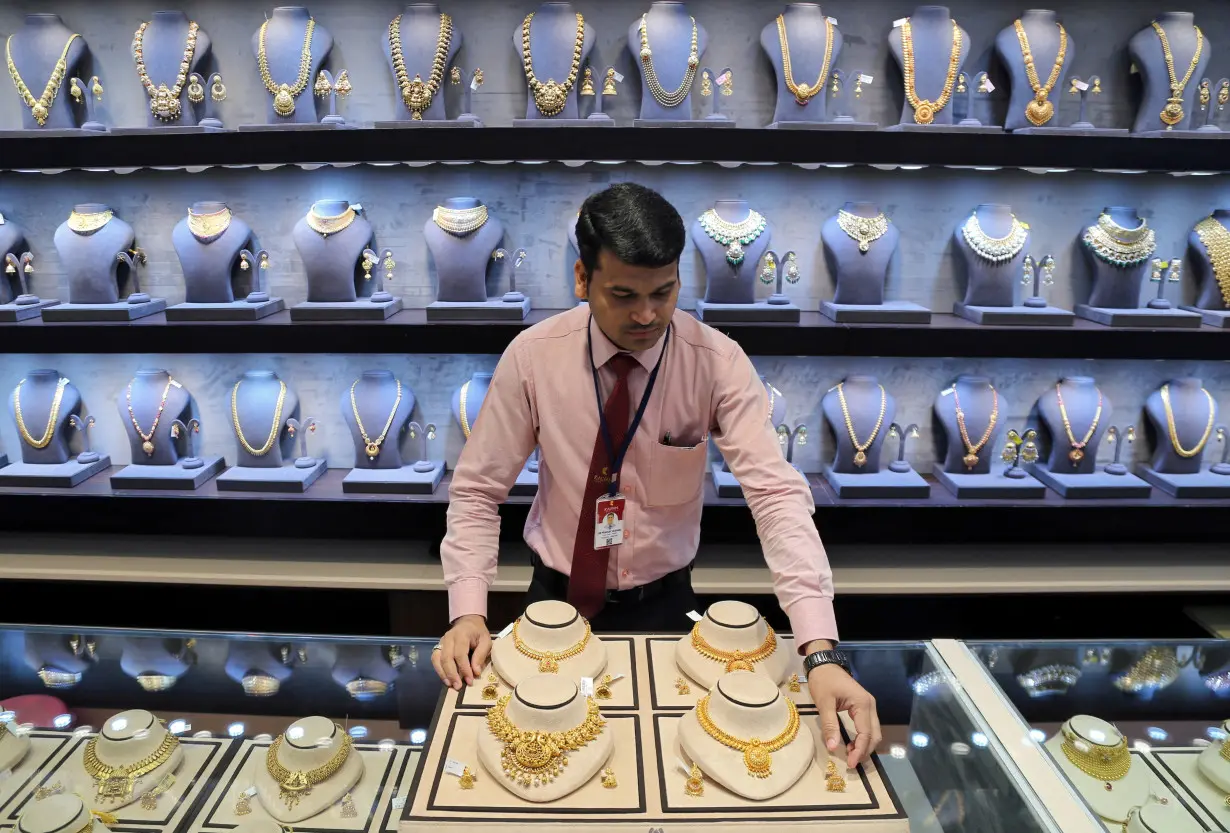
[803,649,851,679]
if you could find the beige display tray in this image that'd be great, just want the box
[0,733,77,825]
[1149,747,1230,831]
[5,735,231,832]
[646,636,814,709]
[382,749,423,832]
[460,636,639,710]
[402,634,907,833]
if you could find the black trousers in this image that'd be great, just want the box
[524,557,699,632]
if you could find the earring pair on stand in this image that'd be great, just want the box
[315,71,352,98]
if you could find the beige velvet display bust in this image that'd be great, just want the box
[1044,716,1148,823]
[491,601,607,684]
[477,674,613,802]
[678,671,813,800]
[676,600,789,689]
[0,720,32,772]
[1198,719,1230,793]
[255,716,365,823]
[19,793,112,833]
[66,710,183,812]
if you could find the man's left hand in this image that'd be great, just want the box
[808,662,882,770]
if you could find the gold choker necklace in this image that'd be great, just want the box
[837,210,889,253]
[695,693,800,778]
[83,732,179,802]
[432,205,488,236]
[485,693,605,788]
[1059,725,1130,785]
[511,616,591,673]
[68,209,114,235]
[689,621,777,672]
[962,213,1028,263]
[258,17,315,117]
[6,33,80,126]
[1195,216,1230,307]
[232,379,287,457]
[1083,213,1156,267]
[390,13,452,120]
[305,205,357,238]
[521,12,585,117]
[266,729,352,810]
[13,377,69,449]
[133,20,199,122]
[187,207,232,242]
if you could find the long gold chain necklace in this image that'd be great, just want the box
[187,206,232,243]
[390,13,452,120]
[695,693,800,779]
[83,733,179,802]
[952,384,998,469]
[1083,213,1156,267]
[231,379,286,457]
[1059,725,1130,786]
[265,730,352,810]
[689,621,777,672]
[432,205,488,237]
[1195,215,1230,307]
[900,18,961,125]
[511,616,591,673]
[962,213,1028,263]
[126,376,176,457]
[67,208,114,235]
[485,693,604,788]
[132,20,199,122]
[1159,383,1215,458]
[1013,19,1066,126]
[1152,21,1203,127]
[350,378,402,462]
[698,208,767,268]
[836,382,886,468]
[5,33,80,126]
[1055,384,1102,466]
[521,12,584,117]
[258,17,315,117]
[13,377,69,449]
[305,205,356,238]
[459,380,474,438]
[638,13,699,108]
[837,210,889,253]
[776,15,832,106]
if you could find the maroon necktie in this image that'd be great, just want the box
[568,354,639,618]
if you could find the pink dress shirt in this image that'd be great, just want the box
[441,304,838,646]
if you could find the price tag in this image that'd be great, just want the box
[171,380,183,389]
[859,75,874,85]
[1074,79,1089,91]
[497,621,514,639]
[351,203,363,212]
[580,677,595,697]
[613,71,624,83]
[470,76,480,91]
[715,72,730,87]
[827,16,838,25]
[940,388,954,397]
[686,610,703,622]
[240,786,258,799]
[608,673,626,683]
[982,78,996,93]
[443,758,467,777]
[678,757,693,776]
[0,213,5,225]
[1130,63,1139,75]
[391,796,407,810]
[893,18,908,28]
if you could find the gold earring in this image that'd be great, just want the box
[603,67,617,96]
[314,71,331,98]
[826,760,847,792]
[1220,80,1230,109]
[1021,441,1039,464]
[674,676,690,695]
[580,66,595,96]
[211,76,227,102]
[259,253,270,271]
[335,70,352,97]
[91,76,103,100]
[1092,77,1102,95]
[340,792,357,818]
[70,79,83,103]
[1069,77,1080,96]
[601,768,618,789]
[759,252,776,285]
[788,673,801,693]
[831,73,840,94]
[481,672,499,700]
[24,259,33,274]
[362,254,375,281]
[4,261,13,275]
[473,68,484,88]
[459,767,477,790]
[450,66,461,85]
[187,77,205,104]
[383,251,396,282]
[1201,80,1211,108]
[700,71,712,97]
[684,764,704,797]
[785,252,800,283]
[854,77,863,99]
[595,673,613,699]
[1021,255,1034,286]
[957,73,967,94]
[239,254,250,271]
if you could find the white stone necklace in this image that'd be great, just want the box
[962,213,1027,263]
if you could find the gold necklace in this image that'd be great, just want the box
[67,209,114,235]
[132,20,199,122]
[1195,216,1230,307]
[13,377,69,449]
[638,13,699,108]
[265,730,352,810]
[521,12,585,117]
[432,205,488,237]
[1055,384,1102,465]
[459,380,474,438]
[836,210,889,253]
[187,206,232,243]
[5,33,80,126]
[900,18,961,124]
[82,733,179,802]
[1059,725,1130,785]
[1220,737,1230,764]
[836,382,886,468]
[1083,213,1156,267]
[953,384,998,470]
[390,13,452,120]
[1159,384,1215,458]
[776,15,832,106]
[231,379,287,457]
[689,621,777,672]
[126,376,176,457]
[510,616,591,673]
[695,693,800,779]
[257,17,315,117]
[305,205,356,238]
[698,208,768,267]
[962,213,1028,263]
[1152,21,1203,127]
[485,693,604,788]
[350,378,402,461]
[1013,19,1067,126]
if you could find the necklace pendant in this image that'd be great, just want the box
[152,85,181,121]
[406,75,431,119]
[32,102,49,126]
[963,453,979,470]
[853,449,867,467]
[743,741,772,779]
[1160,97,1185,126]
[1068,448,1084,465]
[725,241,745,267]
[725,651,754,673]
[142,440,155,456]
[1026,97,1054,126]
[794,82,811,105]
[365,441,380,461]
[858,240,870,253]
[538,654,560,674]
[98,775,134,802]
[274,84,296,117]
[913,102,936,125]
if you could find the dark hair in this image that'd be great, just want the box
[575,183,685,279]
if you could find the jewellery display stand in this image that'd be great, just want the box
[1181,209,1230,328]
[1032,377,1150,499]
[675,601,789,689]
[290,201,402,321]
[0,371,110,488]
[341,371,440,495]
[712,378,787,498]
[254,718,364,823]
[110,12,218,136]
[166,205,284,321]
[425,200,529,321]
[761,4,841,127]
[372,4,470,129]
[629,3,709,127]
[512,3,604,128]
[57,710,184,813]
[490,601,608,685]
[0,720,31,773]
[1146,745,1230,833]
[693,201,797,323]
[17,796,115,833]
[1075,206,1201,328]
[1137,378,1230,498]
[812,69,879,130]
[43,206,166,322]
[1042,717,1153,826]
[821,376,929,498]
[453,372,539,495]
[237,7,334,131]
[1130,13,1213,137]
[110,370,224,490]
[885,7,987,133]
[953,204,1073,326]
[932,376,1044,499]
[216,371,327,494]
[819,202,930,324]
[0,15,89,136]
[0,221,59,321]
[995,11,1073,133]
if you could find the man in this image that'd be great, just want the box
[432,183,881,767]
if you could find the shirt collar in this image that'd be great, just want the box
[588,315,667,372]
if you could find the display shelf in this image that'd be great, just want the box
[3,127,1230,173]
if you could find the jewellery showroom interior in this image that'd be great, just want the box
[5,0,1230,831]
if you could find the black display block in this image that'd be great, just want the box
[1135,129,1230,139]
[932,467,1047,500]
[0,299,59,322]
[694,301,800,323]
[373,120,482,129]
[512,119,614,128]
[633,119,738,129]
[111,125,228,135]
[954,303,1074,326]
[821,301,931,324]
[1013,127,1130,136]
[1075,305,1202,328]
[425,299,531,321]
[1179,306,1230,328]
[766,121,878,131]
[883,124,1003,134]
[290,299,403,321]
[0,458,111,488]
[216,460,328,493]
[822,466,931,499]
[1031,465,1153,499]
[110,456,226,490]
[42,299,167,322]
[1137,466,1230,498]
[341,464,445,495]
[165,299,286,321]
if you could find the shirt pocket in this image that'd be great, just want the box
[644,439,709,507]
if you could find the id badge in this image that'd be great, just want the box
[594,495,626,550]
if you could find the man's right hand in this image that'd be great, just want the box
[432,614,491,691]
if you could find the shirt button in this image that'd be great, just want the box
[623,530,630,540]
[621,569,630,578]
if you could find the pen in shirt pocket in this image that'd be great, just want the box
[663,431,672,446]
